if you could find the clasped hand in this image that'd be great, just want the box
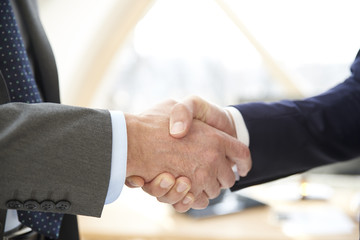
[124,97,251,212]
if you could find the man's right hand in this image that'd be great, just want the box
[125,98,251,212]
[167,95,251,178]
[125,99,251,210]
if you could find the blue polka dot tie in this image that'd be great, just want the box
[0,0,63,239]
[0,0,41,103]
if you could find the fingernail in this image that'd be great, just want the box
[171,122,184,135]
[127,178,141,187]
[182,196,192,205]
[176,182,188,193]
[160,178,172,189]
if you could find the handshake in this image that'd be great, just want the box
[124,96,252,213]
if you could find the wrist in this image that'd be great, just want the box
[124,113,166,181]
[124,113,142,177]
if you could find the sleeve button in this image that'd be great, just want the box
[40,200,55,211]
[55,201,71,211]
[6,200,23,209]
[24,200,40,210]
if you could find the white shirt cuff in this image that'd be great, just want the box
[5,210,21,232]
[105,111,127,204]
[225,107,250,181]
[225,107,250,147]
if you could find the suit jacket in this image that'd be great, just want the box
[232,51,360,191]
[0,1,113,238]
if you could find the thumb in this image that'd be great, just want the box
[169,101,194,138]
[170,95,236,138]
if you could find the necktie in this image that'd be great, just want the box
[0,0,63,239]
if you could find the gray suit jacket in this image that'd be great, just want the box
[0,0,112,221]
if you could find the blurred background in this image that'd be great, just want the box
[38,0,360,239]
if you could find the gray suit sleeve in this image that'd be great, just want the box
[0,102,113,217]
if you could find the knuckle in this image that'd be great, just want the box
[173,204,189,213]
[157,196,175,205]
[156,197,167,204]
[197,199,209,209]
[174,102,187,112]
[187,95,200,103]
[205,150,221,166]
[208,188,221,200]
[152,190,166,198]
[143,185,163,197]
[206,154,217,166]
[192,193,209,209]
[226,173,236,188]
[166,99,177,106]
[222,180,233,189]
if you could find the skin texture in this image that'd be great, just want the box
[170,96,237,139]
[125,98,251,212]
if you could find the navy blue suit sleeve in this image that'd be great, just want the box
[231,56,360,191]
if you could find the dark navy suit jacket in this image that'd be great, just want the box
[232,52,360,191]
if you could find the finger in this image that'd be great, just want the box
[172,192,195,213]
[222,133,252,177]
[142,173,175,198]
[201,169,222,199]
[204,181,222,200]
[216,159,236,189]
[157,177,191,204]
[125,176,145,188]
[191,192,210,209]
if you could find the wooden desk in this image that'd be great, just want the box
[79,175,359,240]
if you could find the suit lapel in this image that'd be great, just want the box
[15,0,60,103]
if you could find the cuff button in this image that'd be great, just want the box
[40,200,55,211]
[6,200,23,209]
[24,200,40,210]
[55,201,71,211]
